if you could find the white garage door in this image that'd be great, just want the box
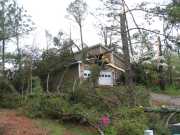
[98,71,113,86]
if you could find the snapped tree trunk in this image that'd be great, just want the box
[120,13,133,86]
[120,13,135,106]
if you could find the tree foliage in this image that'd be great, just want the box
[0,0,34,72]
[167,1,180,23]
[67,0,87,25]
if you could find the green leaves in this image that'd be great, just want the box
[166,1,180,23]
[67,0,87,24]
[0,0,34,40]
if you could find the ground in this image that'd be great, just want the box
[0,110,48,135]
[0,110,96,135]
[0,92,178,135]
[151,92,180,107]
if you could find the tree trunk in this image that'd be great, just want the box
[56,69,68,93]
[157,36,165,90]
[30,58,33,94]
[2,39,5,73]
[103,27,108,46]
[79,23,84,50]
[16,35,22,70]
[120,14,133,86]
[125,17,134,56]
[79,23,85,61]
[1,4,5,73]
[46,73,50,93]
[167,54,173,85]
[120,13,135,106]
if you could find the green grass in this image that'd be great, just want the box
[163,87,180,96]
[151,85,180,96]
[35,119,97,135]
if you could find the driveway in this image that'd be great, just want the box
[151,93,180,107]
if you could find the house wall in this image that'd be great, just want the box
[87,45,109,56]
[113,54,124,69]
[87,46,101,56]
[80,63,117,85]
[72,45,125,86]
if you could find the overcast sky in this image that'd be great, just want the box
[16,0,171,50]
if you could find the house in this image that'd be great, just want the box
[67,45,125,86]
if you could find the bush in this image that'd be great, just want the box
[23,94,44,118]
[114,107,148,135]
[24,94,70,118]
[104,126,117,135]
[148,113,170,135]
[118,120,147,135]
[0,94,22,108]
[135,85,150,106]
[0,76,21,108]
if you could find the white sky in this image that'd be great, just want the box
[16,0,171,50]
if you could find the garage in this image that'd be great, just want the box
[98,71,113,86]
[83,70,113,86]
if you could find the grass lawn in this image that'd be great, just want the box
[152,85,180,96]
[35,119,97,135]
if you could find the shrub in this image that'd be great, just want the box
[104,126,117,135]
[24,94,70,118]
[40,96,65,118]
[148,113,170,135]
[0,94,22,108]
[114,107,148,135]
[32,76,43,94]
[118,120,146,135]
[0,76,21,108]
[135,85,150,106]
[23,94,44,118]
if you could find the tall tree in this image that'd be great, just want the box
[144,0,180,87]
[99,0,136,105]
[67,0,87,60]
[0,0,13,72]
[0,0,33,73]
[11,1,34,71]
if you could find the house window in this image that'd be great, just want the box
[102,74,104,77]
[108,75,111,77]
[84,73,87,76]
[88,74,90,77]
[105,75,108,77]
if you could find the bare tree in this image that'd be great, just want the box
[67,0,87,60]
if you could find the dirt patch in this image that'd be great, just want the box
[0,110,48,135]
[151,92,180,107]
